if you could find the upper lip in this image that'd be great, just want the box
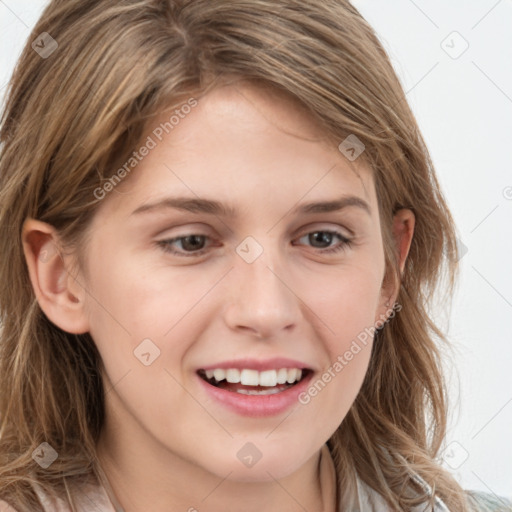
[198,358,313,372]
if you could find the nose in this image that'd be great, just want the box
[223,248,301,339]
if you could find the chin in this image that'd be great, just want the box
[198,444,309,483]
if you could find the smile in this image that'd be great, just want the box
[198,367,310,395]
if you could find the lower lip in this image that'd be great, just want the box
[196,372,314,417]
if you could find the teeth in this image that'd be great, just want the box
[236,387,283,395]
[259,370,277,387]
[286,368,303,384]
[276,368,288,384]
[203,368,304,387]
[226,369,241,383]
[213,369,226,382]
[240,369,259,386]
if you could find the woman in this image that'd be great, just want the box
[0,1,510,510]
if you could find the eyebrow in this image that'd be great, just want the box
[131,194,371,217]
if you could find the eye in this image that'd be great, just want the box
[157,234,212,257]
[294,230,352,254]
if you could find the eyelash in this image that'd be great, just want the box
[156,230,353,258]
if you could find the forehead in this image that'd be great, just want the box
[98,82,376,219]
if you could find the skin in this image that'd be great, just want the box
[22,81,415,512]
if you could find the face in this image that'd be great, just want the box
[72,82,394,482]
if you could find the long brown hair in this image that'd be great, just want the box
[0,1,467,510]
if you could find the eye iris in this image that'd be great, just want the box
[310,232,333,248]
[181,235,205,251]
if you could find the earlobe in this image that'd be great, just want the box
[21,218,90,334]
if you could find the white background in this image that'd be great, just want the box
[1,0,511,498]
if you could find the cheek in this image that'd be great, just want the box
[294,257,382,415]
[82,253,218,426]
[297,272,378,428]
[84,249,216,340]
[302,257,384,343]
[83,249,223,394]
[298,340,372,437]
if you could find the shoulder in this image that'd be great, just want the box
[0,500,19,512]
[465,490,512,512]
[0,478,117,512]
[465,490,512,511]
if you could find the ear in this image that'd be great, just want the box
[376,208,415,321]
[21,218,90,334]
[392,208,415,276]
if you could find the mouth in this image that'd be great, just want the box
[197,367,312,396]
